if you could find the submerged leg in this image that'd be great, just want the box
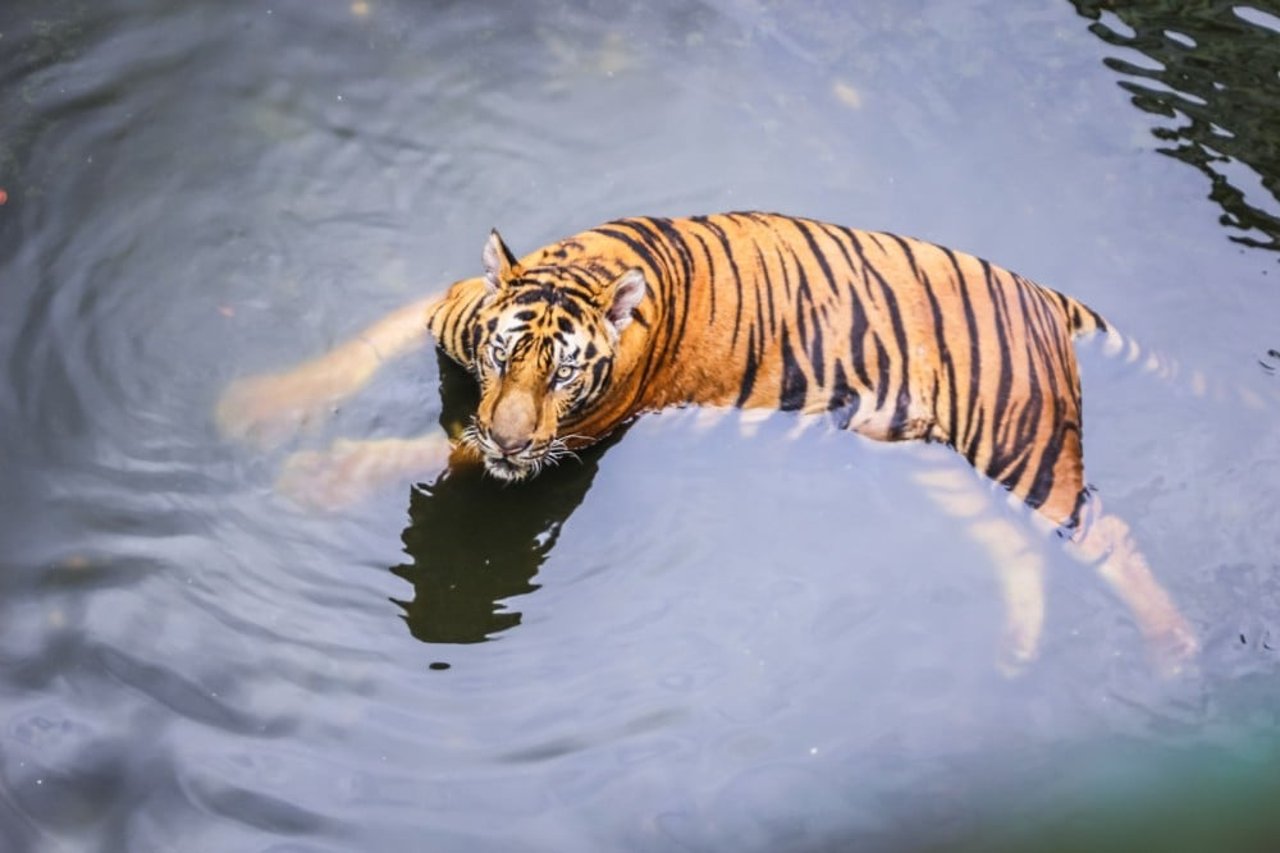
[984,401,1197,672]
[274,431,465,511]
[216,294,442,448]
[913,462,1047,673]
[1063,497,1199,673]
[998,441,1198,672]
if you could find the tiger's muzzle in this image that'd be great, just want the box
[461,417,580,483]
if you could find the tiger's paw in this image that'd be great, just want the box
[996,625,1040,678]
[1148,620,1201,678]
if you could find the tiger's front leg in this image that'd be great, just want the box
[274,432,468,511]
[216,294,442,448]
[216,343,382,449]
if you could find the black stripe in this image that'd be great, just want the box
[1024,406,1075,511]
[808,305,825,388]
[742,245,772,350]
[839,230,879,391]
[940,247,983,456]
[736,324,760,407]
[857,244,912,431]
[791,218,842,296]
[593,225,665,279]
[997,435,1035,495]
[991,276,1040,466]
[594,221,673,411]
[871,332,891,410]
[964,405,986,465]
[584,358,611,406]
[749,251,769,341]
[1018,292,1072,508]
[778,327,808,410]
[763,249,781,332]
[827,360,861,429]
[1007,287,1059,494]
[993,283,1049,481]
[888,385,913,439]
[467,323,481,364]
[649,217,697,366]
[814,221,859,277]
[783,243,824,390]
[888,234,957,439]
[457,297,486,365]
[692,231,718,324]
[979,261,1016,472]
[788,244,815,308]
[702,218,746,309]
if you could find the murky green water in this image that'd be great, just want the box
[2,1,1279,850]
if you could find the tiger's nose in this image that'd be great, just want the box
[490,389,536,456]
[492,431,532,456]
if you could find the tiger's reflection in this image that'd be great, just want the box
[389,353,621,644]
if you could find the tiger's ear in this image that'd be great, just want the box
[603,268,646,334]
[482,229,519,294]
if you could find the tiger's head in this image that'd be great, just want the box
[460,229,646,482]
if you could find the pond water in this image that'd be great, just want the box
[2,1,1280,850]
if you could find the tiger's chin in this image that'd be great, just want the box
[482,455,538,482]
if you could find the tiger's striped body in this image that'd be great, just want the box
[428,212,1102,529]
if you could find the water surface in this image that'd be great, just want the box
[2,1,1279,851]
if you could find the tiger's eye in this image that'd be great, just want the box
[555,364,575,381]
[491,346,507,363]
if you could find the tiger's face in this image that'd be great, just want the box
[461,230,646,481]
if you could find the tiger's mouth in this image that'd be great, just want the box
[461,420,580,482]
[461,420,546,481]
[483,453,537,482]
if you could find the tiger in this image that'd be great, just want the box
[216,211,1200,671]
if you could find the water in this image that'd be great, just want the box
[2,1,1279,850]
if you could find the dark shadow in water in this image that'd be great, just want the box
[1069,1,1280,252]
[389,352,622,645]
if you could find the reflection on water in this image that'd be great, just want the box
[1071,0,1280,251]
[392,354,619,645]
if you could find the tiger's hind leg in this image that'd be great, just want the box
[1013,431,1199,674]
[1063,498,1200,674]
[913,460,1048,674]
